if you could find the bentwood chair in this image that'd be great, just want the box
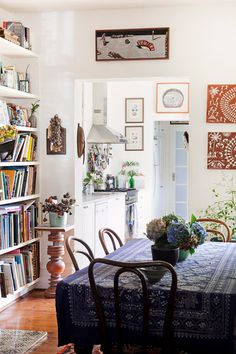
[196,218,231,242]
[99,228,123,255]
[65,236,94,271]
[88,259,177,354]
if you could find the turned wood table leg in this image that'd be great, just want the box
[45,231,65,298]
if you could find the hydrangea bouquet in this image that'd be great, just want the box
[146,214,184,248]
[167,215,208,254]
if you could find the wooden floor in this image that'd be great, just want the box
[0,290,62,354]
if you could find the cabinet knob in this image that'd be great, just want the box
[83,206,88,209]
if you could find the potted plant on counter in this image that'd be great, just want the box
[42,193,75,227]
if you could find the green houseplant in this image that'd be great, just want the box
[42,193,75,227]
[199,176,236,240]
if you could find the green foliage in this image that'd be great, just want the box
[31,100,40,115]
[83,172,103,186]
[199,176,236,238]
[119,160,141,177]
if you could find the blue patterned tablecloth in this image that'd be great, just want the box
[56,239,236,352]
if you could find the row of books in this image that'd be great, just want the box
[0,100,33,128]
[0,166,37,200]
[2,21,31,50]
[0,65,30,93]
[11,133,37,162]
[0,242,40,297]
[0,202,37,250]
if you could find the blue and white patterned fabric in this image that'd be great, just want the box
[56,239,236,353]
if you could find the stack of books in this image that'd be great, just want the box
[0,26,20,46]
[2,21,31,50]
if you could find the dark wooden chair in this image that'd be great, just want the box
[88,258,177,354]
[65,236,94,271]
[196,218,231,242]
[99,228,123,255]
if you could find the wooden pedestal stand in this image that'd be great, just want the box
[35,224,74,298]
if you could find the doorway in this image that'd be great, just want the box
[153,121,189,219]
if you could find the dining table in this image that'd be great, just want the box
[56,239,236,354]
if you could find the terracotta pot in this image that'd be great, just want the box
[151,245,179,266]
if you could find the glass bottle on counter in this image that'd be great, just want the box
[129,175,135,188]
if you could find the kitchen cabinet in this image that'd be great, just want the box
[107,195,126,241]
[79,194,126,262]
[78,202,95,269]
[94,201,109,258]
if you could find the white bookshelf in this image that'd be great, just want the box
[0,37,38,58]
[0,194,40,205]
[0,278,40,312]
[0,27,40,309]
[0,85,38,99]
[0,161,39,167]
[0,237,41,256]
[15,126,38,132]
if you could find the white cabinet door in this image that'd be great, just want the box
[94,202,109,258]
[107,195,126,243]
[78,202,95,269]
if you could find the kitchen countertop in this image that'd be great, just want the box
[82,192,125,204]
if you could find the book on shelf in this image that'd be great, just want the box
[0,27,20,46]
[2,21,31,50]
[0,202,37,249]
[0,241,39,297]
[0,166,37,200]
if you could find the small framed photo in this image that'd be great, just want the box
[125,126,144,151]
[156,82,190,113]
[125,98,144,123]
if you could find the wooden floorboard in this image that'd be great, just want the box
[0,290,63,354]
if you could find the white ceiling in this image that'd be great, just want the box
[0,0,235,12]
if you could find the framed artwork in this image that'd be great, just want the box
[96,27,169,61]
[125,126,144,151]
[125,98,144,123]
[207,132,236,169]
[156,82,190,113]
[206,84,236,123]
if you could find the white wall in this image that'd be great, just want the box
[14,3,236,284]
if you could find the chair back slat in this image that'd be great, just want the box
[88,258,177,354]
[99,228,123,255]
[65,236,94,271]
[196,218,231,242]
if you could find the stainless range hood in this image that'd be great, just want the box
[87,124,127,144]
[87,82,127,144]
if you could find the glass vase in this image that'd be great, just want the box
[129,175,135,188]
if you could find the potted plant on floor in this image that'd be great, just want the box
[42,193,75,227]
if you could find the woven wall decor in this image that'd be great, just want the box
[46,114,66,155]
[206,84,236,123]
[207,132,236,169]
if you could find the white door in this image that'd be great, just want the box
[154,122,189,219]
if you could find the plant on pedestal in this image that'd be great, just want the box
[42,193,75,227]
